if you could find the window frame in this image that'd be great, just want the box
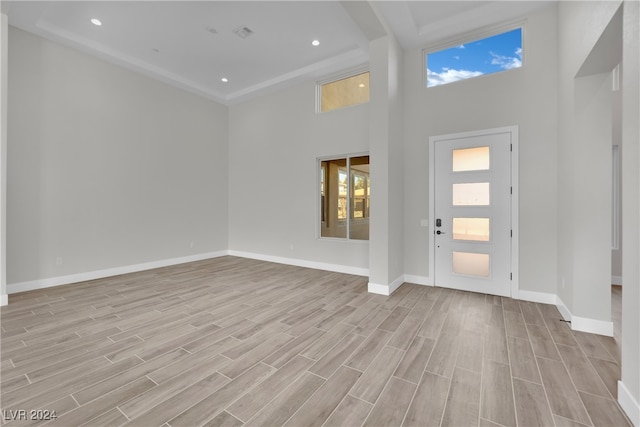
[317,152,370,242]
[423,22,525,89]
[316,67,370,114]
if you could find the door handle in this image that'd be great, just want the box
[436,230,445,235]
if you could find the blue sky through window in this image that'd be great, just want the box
[426,28,522,87]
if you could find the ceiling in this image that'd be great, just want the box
[4,1,553,105]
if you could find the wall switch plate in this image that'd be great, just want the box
[420,219,429,227]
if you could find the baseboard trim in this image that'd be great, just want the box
[0,294,7,306]
[572,316,614,336]
[555,295,614,337]
[555,296,572,322]
[612,275,623,286]
[389,275,404,294]
[7,251,229,295]
[367,274,405,296]
[368,282,390,295]
[227,250,369,277]
[403,274,430,286]
[618,380,640,427]
[518,290,557,305]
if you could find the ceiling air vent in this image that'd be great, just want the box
[233,26,254,39]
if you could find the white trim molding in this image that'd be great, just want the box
[519,290,557,305]
[7,251,228,294]
[556,295,614,337]
[618,381,640,427]
[389,275,404,294]
[368,282,391,296]
[555,295,573,322]
[403,274,430,286]
[0,294,7,306]
[368,275,404,296]
[228,250,369,278]
[612,275,622,286]
[571,316,614,337]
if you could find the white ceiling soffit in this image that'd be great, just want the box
[6,1,371,105]
[375,1,555,51]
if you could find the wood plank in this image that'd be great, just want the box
[513,378,555,427]
[394,336,435,384]
[536,356,592,425]
[227,355,314,422]
[350,346,405,404]
[363,377,416,427]
[119,354,232,420]
[507,336,541,384]
[403,372,450,427]
[578,392,632,427]
[245,372,325,426]
[323,394,372,427]
[557,343,610,397]
[425,333,459,378]
[441,367,481,427]
[122,373,229,426]
[283,366,361,427]
[309,333,365,379]
[480,360,516,427]
[345,329,392,372]
[527,323,561,361]
[168,362,274,426]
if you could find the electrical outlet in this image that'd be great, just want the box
[290,244,294,251]
[189,241,194,249]
[55,257,63,265]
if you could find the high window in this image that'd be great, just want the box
[320,155,370,240]
[426,27,523,88]
[318,71,370,113]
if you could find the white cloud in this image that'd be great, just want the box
[490,48,523,70]
[427,68,483,87]
[456,44,465,49]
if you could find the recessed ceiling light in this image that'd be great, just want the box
[221,78,229,83]
[90,18,102,26]
[311,40,320,47]
[358,83,365,88]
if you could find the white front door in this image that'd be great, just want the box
[430,127,516,297]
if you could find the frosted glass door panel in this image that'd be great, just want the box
[452,146,490,172]
[453,218,490,241]
[452,183,490,206]
[452,252,490,277]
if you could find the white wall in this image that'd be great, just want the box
[7,27,229,288]
[620,0,640,423]
[557,0,621,328]
[571,71,613,323]
[0,14,7,306]
[402,4,559,295]
[227,78,370,273]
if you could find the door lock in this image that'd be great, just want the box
[435,218,442,227]
[436,230,445,235]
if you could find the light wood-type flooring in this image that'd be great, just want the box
[0,256,632,427]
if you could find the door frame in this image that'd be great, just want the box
[428,126,520,298]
